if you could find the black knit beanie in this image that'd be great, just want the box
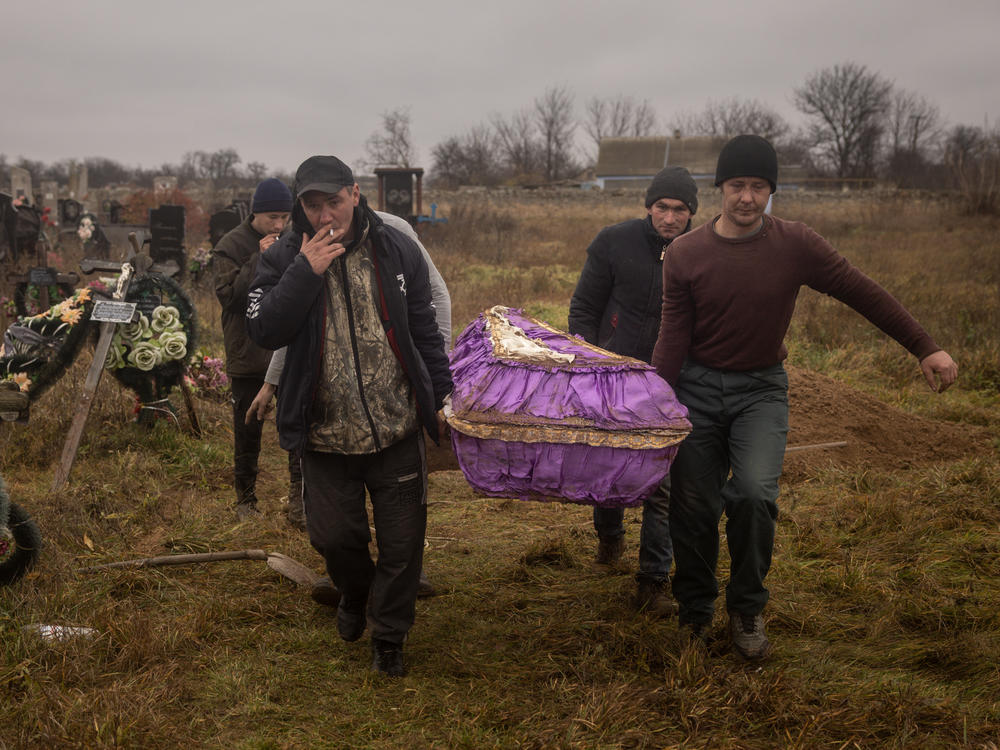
[714,135,778,193]
[645,166,698,213]
[251,178,293,214]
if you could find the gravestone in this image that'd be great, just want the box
[375,167,424,222]
[10,168,31,202]
[59,199,83,225]
[208,199,250,247]
[68,162,88,206]
[40,181,59,226]
[149,204,185,274]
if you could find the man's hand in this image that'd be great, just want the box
[436,409,451,443]
[299,225,347,275]
[920,350,958,393]
[259,233,280,253]
[245,382,277,424]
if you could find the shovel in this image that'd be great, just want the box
[78,548,322,587]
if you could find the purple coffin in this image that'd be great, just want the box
[447,306,691,507]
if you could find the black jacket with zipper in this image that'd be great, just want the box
[568,215,689,364]
[246,196,452,454]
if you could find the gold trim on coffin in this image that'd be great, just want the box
[484,305,641,368]
[447,413,689,450]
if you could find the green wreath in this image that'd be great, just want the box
[13,282,77,318]
[0,474,42,585]
[105,273,198,407]
[1,288,95,405]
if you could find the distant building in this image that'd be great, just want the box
[591,134,807,191]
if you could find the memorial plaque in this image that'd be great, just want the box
[28,266,59,285]
[382,172,413,218]
[91,300,138,324]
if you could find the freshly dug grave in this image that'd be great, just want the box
[426,365,991,478]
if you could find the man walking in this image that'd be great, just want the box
[652,134,957,659]
[212,178,301,524]
[246,155,452,677]
[568,166,698,616]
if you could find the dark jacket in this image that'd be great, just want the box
[568,216,689,364]
[246,195,452,454]
[212,215,272,377]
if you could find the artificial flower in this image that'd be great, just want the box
[150,306,181,333]
[127,341,162,371]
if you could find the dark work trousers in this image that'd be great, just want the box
[301,431,427,645]
[230,375,265,507]
[668,362,788,625]
[592,475,673,584]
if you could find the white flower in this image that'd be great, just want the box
[121,315,151,341]
[127,341,162,371]
[159,331,188,361]
[105,341,127,371]
[150,305,181,333]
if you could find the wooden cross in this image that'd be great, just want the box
[51,243,137,491]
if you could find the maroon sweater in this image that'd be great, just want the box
[651,215,940,385]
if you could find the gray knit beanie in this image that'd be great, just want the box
[645,166,698,214]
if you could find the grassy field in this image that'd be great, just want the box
[1,189,998,748]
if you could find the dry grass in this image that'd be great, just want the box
[1,190,998,748]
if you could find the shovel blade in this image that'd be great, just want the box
[266,552,321,587]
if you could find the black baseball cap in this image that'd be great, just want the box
[294,155,355,199]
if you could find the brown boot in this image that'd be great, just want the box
[595,535,624,566]
[634,579,677,618]
[417,570,437,598]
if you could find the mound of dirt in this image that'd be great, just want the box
[784,365,989,477]
[427,365,991,478]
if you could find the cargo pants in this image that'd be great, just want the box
[301,431,427,645]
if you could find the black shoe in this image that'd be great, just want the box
[417,571,437,598]
[310,576,341,608]
[371,639,406,677]
[679,619,709,646]
[337,598,367,642]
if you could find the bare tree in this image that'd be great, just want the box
[180,149,242,182]
[491,109,541,181]
[83,157,134,187]
[887,90,941,155]
[583,95,657,152]
[431,124,502,187]
[884,90,942,186]
[945,123,1000,214]
[793,62,893,178]
[533,85,578,182]
[669,97,789,143]
[244,161,268,183]
[365,107,415,168]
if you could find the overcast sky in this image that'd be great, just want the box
[2,0,997,176]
